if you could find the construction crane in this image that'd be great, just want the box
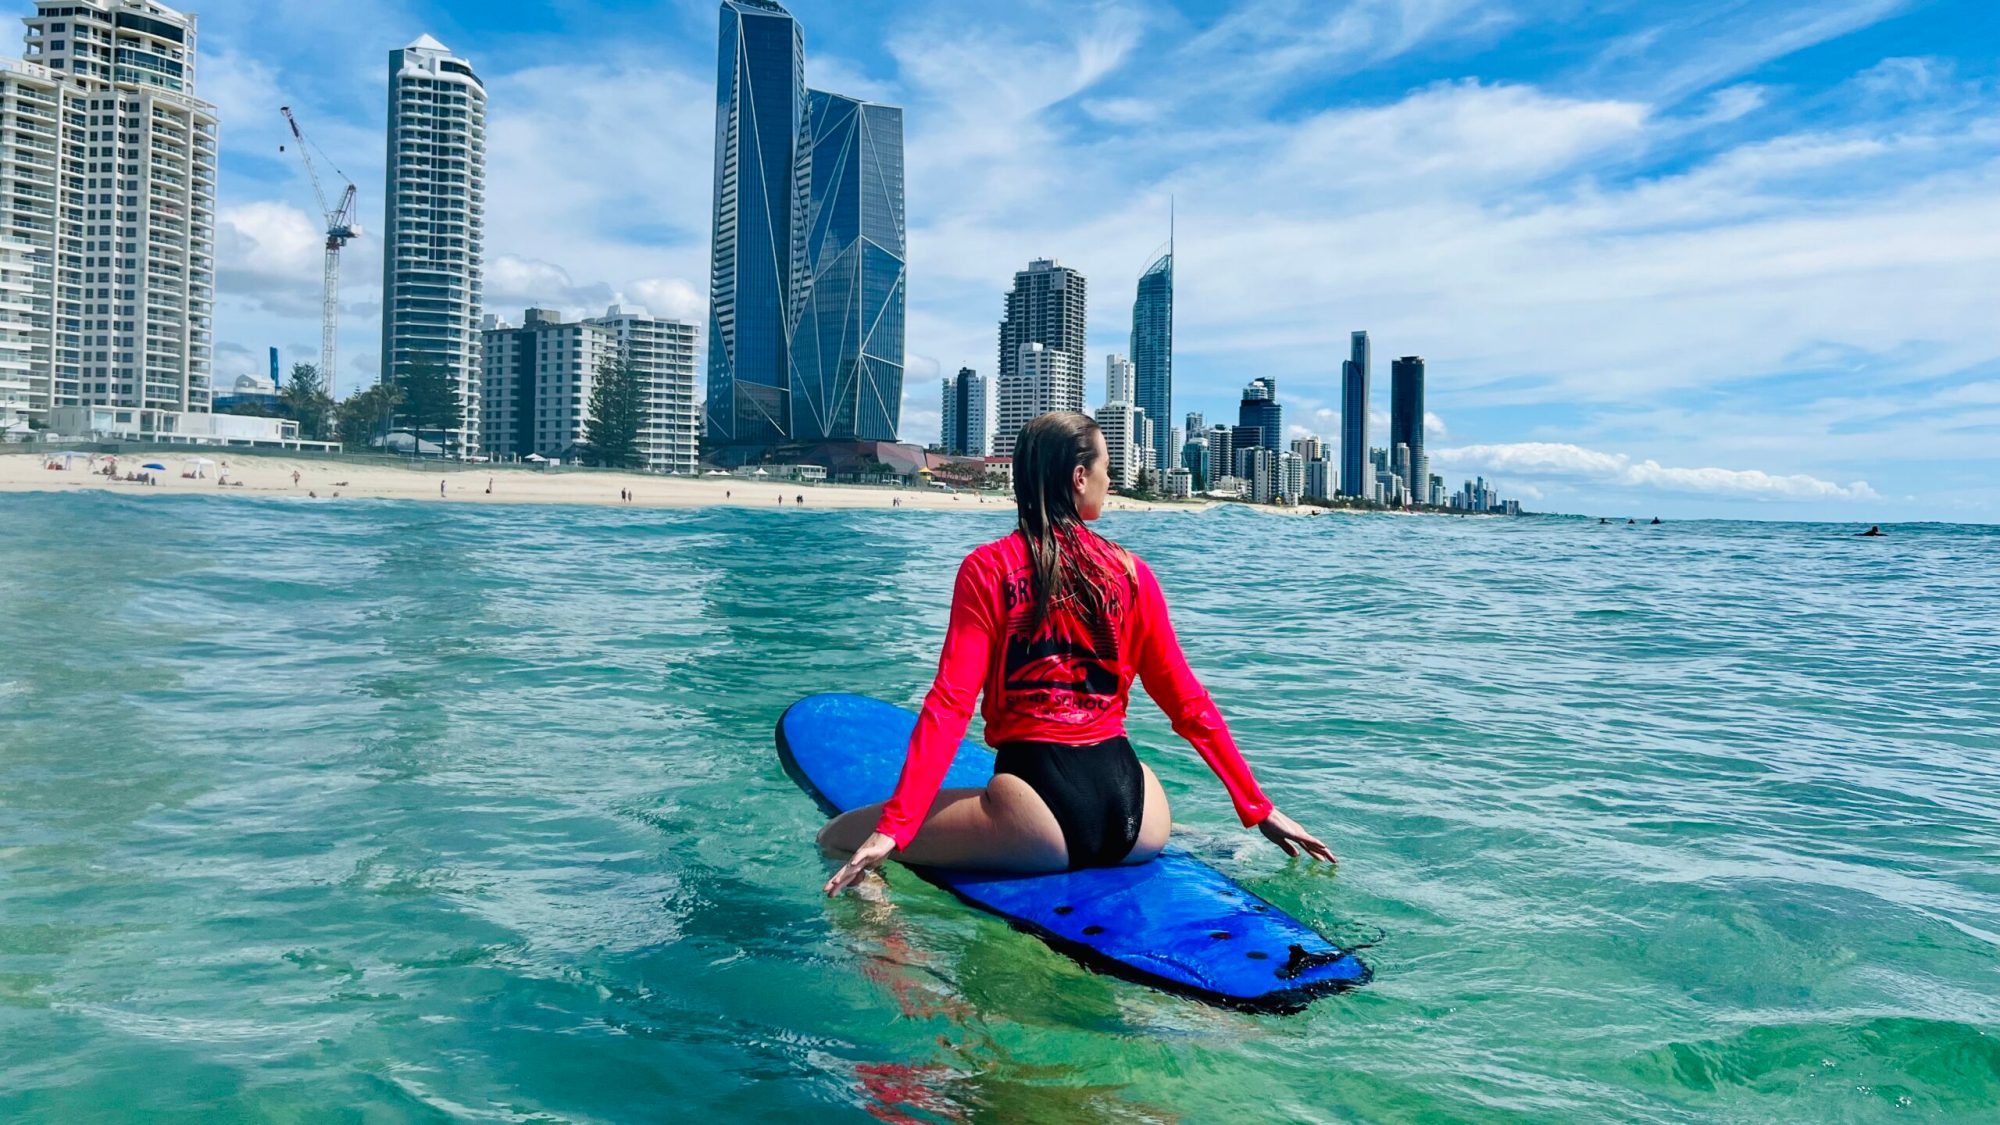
[279,106,358,394]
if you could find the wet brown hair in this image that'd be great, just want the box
[1012,412,1128,635]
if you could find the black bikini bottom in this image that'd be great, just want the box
[993,735,1144,870]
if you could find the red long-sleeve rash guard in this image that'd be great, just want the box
[874,531,1274,849]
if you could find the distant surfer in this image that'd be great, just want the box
[1859,525,1883,536]
[820,412,1334,895]
[1650,517,1661,525]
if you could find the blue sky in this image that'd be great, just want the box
[84,0,2000,519]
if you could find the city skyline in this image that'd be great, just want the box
[112,0,1999,520]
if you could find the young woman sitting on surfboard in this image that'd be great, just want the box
[820,412,1335,895]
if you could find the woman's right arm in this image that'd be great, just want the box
[872,555,996,849]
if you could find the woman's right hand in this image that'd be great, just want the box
[824,831,899,896]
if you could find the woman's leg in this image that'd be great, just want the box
[1120,764,1173,865]
[817,773,1069,872]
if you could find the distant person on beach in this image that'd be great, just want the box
[486,477,493,495]
[819,411,1334,896]
[292,470,301,487]
[796,494,804,505]
[1860,525,1884,536]
[440,480,447,498]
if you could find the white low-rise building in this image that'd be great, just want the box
[47,404,335,450]
[481,305,699,472]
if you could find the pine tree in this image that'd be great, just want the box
[393,355,462,458]
[582,356,645,469]
[277,362,334,441]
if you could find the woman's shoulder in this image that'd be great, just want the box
[964,532,1026,570]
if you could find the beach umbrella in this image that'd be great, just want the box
[142,462,166,470]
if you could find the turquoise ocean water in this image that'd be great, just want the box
[2,492,1997,1122]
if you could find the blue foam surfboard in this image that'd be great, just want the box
[778,693,1369,1013]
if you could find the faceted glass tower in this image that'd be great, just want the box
[382,34,486,453]
[1340,330,1370,497]
[794,90,904,442]
[706,0,808,456]
[1131,250,1172,477]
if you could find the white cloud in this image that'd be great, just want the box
[1433,442,1880,501]
[626,279,706,325]
[214,202,327,317]
[1856,56,1953,101]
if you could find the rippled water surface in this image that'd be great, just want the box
[3,492,1997,1122]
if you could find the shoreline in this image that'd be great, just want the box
[0,451,1240,515]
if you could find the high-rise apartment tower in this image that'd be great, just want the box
[381,34,486,453]
[2,0,218,419]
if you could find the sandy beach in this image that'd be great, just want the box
[0,451,1246,515]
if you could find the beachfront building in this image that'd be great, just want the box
[993,258,1086,455]
[1164,467,1192,499]
[480,305,698,472]
[210,371,279,412]
[794,89,905,443]
[702,1,906,462]
[1304,455,1334,501]
[1104,353,1133,406]
[705,0,806,459]
[1131,247,1172,476]
[940,366,988,456]
[995,341,1083,458]
[1181,439,1210,492]
[1093,399,1142,490]
[1241,446,1278,503]
[0,237,40,435]
[380,35,482,452]
[1279,449,1305,504]
[1391,355,1427,506]
[1340,330,1370,498]
[2,3,218,424]
[594,305,699,473]
[381,34,486,454]
[1238,377,1281,451]
[1292,436,1333,501]
[1206,424,1233,487]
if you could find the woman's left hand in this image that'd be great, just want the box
[1256,809,1337,864]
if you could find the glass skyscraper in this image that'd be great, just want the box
[1238,376,1281,451]
[706,0,808,457]
[794,90,904,442]
[1340,330,1370,497]
[1131,250,1172,477]
[1391,355,1426,505]
[705,1,904,460]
